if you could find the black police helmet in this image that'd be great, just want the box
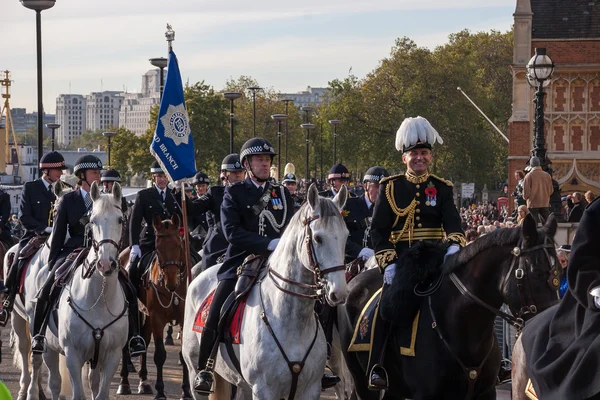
[39,151,66,170]
[363,166,390,183]
[101,168,121,183]
[239,138,276,166]
[221,154,244,172]
[150,160,163,174]
[328,163,350,181]
[193,172,210,185]
[73,155,103,177]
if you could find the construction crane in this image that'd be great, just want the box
[0,70,24,178]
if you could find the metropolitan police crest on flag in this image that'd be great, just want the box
[150,50,196,182]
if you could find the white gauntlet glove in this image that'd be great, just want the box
[44,227,52,234]
[383,263,397,285]
[358,247,374,260]
[590,286,600,309]
[444,244,460,262]
[130,245,141,261]
[267,239,280,251]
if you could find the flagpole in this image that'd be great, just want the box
[181,181,193,285]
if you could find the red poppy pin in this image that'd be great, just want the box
[425,182,437,207]
[341,210,350,217]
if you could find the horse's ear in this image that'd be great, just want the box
[171,214,180,229]
[152,214,163,231]
[307,183,319,211]
[54,181,63,198]
[90,181,101,202]
[333,184,348,211]
[521,213,538,244]
[543,213,557,238]
[112,182,122,204]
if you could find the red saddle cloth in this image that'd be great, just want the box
[192,289,248,344]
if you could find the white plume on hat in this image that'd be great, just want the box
[284,163,295,175]
[395,116,444,152]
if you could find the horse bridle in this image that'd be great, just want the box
[450,236,559,332]
[153,230,186,291]
[83,206,124,279]
[268,214,346,302]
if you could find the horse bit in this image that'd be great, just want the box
[258,213,346,400]
[151,230,186,308]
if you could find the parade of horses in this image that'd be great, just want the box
[3,0,600,399]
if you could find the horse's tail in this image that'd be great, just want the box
[209,373,231,400]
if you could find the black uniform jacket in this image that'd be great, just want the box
[343,194,373,261]
[129,186,182,252]
[371,172,465,272]
[523,198,600,400]
[48,188,89,269]
[0,190,12,244]
[192,185,227,269]
[217,177,293,280]
[19,179,55,243]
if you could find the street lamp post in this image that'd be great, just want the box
[271,114,288,180]
[248,86,262,137]
[149,57,168,99]
[224,92,242,154]
[45,123,60,151]
[301,105,313,124]
[328,120,342,164]
[21,0,56,177]
[526,48,554,170]
[102,131,116,168]
[301,123,315,183]
[280,99,293,164]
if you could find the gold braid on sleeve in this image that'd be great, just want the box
[385,181,417,245]
[375,249,397,270]
[446,232,467,247]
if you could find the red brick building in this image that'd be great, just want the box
[508,0,600,209]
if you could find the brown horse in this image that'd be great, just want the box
[119,214,192,400]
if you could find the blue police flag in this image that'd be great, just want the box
[150,50,196,182]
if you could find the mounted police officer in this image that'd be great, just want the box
[193,138,294,395]
[0,151,65,326]
[101,169,128,212]
[282,163,304,211]
[320,163,355,198]
[368,116,465,390]
[30,155,146,356]
[193,154,245,272]
[343,166,389,263]
[189,172,211,249]
[128,160,183,292]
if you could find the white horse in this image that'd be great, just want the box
[183,183,350,400]
[4,182,73,400]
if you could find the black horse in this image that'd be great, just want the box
[338,214,560,400]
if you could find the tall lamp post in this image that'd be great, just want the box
[149,57,168,99]
[526,47,554,170]
[102,131,116,168]
[21,0,56,177]
[328,119,342,164]
[224,92,242,154]
[248,86,262,137]
[45,123,59,151]
[280,99,293,164]
[271,114,288,180]
[301,123,315,183]
[301,105,313,124]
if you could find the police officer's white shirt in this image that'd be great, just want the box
[250,180,266,191]
[364,196,373,210]
[80,186,88,200]
[41,177,52,191]
[155,185,166,200]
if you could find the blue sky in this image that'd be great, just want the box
[2,0,515,114]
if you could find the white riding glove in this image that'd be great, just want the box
[590,286,600,309]
[358,247,374,260]
[383,263,397,285]
[444,244,460,262]
[267,239,280,251]
[44,227,52,234]
[130,245,141,261]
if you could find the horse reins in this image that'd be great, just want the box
[151,229,186,304]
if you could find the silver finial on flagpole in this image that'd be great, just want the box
[166,23,175,51]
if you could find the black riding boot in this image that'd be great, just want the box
[368,284,392,391]
[119,272,146,357]
[31,269,59,354]
[193,279,236,395]
[0,256,22,326]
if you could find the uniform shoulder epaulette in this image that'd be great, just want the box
[380,173,404,184]
[429,174,454,187]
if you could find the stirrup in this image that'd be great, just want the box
[31,335,47,354]
[368,364,389,391]
[128,336,146,356]
[193,369,215,395]
[0,308,9,327]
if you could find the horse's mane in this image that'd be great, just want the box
[290,196,341,226]
[442,227,521,274]
[92,193,121,215]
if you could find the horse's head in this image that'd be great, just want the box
[89,181,124,277]
[152,214,185,292]
[294,183,349,306]
[501,213,560,323]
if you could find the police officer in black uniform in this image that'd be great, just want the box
[30,155,146,355]
[282,163,304,211]
[193,154,245,272]
[188,172,211,250]
[368,117,466,390]
[193,138,294,395]
[101,169,128,212]
[0,151,65,326]
[320,163,355,198]
[128,160,183,290]
[343,166,389,262]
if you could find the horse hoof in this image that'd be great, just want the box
[138,383,154,395]
[117,384,132,395]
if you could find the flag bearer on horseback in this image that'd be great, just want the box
[343,166,390,263]
[30,155,146,355]
[368,116,466,390]
[193,153,245,272]
[193,137,298,395]
[0,151,65,326]
[101,168,128,212]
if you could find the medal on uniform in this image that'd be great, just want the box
[425,182,437,207]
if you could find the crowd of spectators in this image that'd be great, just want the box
[460,203,513,244]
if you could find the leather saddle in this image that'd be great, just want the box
[55,248,90,287]
[19,235,48,260]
